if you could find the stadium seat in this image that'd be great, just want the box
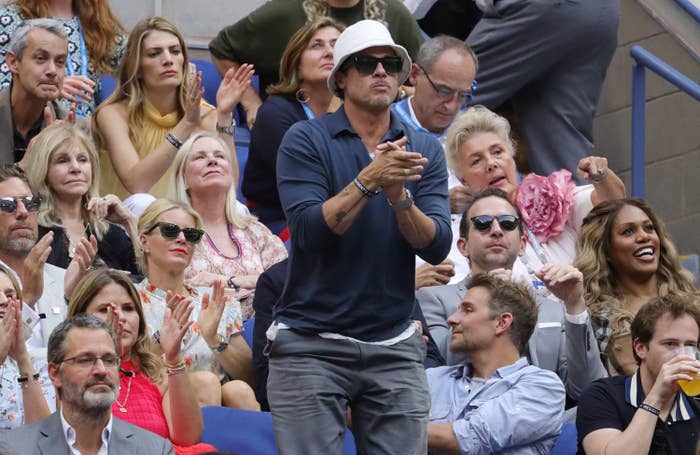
[201,406,357,454]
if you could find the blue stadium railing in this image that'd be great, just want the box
[630,0,700,197]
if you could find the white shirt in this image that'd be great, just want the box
[60,408,113,455]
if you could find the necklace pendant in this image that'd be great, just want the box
[119,406,127,413]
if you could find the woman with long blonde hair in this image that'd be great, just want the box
[134,199,259,409]
[94,16,252,209]
[170,132,287,319]
[0,0,126,116]
[23,123,139,275]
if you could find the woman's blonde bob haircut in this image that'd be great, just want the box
[169,131,254,230]
[68,268,163,382]
[444,105,517,179]
[93,16,190,150]
[24,123,109,239]
[266,17,344,97]
[135,198,202,275]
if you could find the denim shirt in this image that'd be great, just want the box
[427,357,565,455]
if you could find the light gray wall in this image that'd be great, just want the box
[107,0,266,59]
[593,0,700,254]
[108,0,266,40]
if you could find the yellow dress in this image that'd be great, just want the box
[99,99,212,199]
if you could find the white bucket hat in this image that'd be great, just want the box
[327,19,412,96]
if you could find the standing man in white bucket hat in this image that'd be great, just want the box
[268,19,451,454]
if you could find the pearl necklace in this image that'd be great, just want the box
[115,368,134,413]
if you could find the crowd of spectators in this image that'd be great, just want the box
[0,1,697,454]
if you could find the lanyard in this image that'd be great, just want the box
[299,101,315,120]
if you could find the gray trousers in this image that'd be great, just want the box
[467,0,620,178]
[267,329,430,455]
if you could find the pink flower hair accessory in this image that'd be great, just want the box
[516,169,576,243]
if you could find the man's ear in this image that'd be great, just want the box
[517,232,526,257]
[6,51,19,76]
[494,312,513,335]
[408,63,420,86]
[457,237,469,259]
[335,71,346,93]
[633,337,648,362]
[48,362,62,390]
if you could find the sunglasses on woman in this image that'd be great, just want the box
[146,222,204,244]
[470,215,520,232]
[342,55,403,75]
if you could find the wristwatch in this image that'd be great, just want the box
[388,188,414,211]
[208,334,229,353]
[216,119,237,136]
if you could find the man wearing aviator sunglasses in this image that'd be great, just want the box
[418,188,606,405]
[393,36,479,290]
[272,20,451,454]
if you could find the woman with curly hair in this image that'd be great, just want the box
[573,197,697,373]
[0,0,127,116]
[209,0,424,127]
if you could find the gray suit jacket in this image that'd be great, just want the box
[416,276,607,400]
[0,412,174,455]
[0,85,66,164]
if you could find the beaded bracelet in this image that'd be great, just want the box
[353,177,381,198]
[166,132,183,149]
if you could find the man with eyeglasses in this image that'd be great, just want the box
[0,19,73,164]
[0,164,95,350]
[392,35,478,289]
[417,188,606,403]
[0,314,173,454]
[271,20,451,453]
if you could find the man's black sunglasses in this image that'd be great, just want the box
[470,215,520,232]
[0,196,41,214]
[146,222,205,244]
[342,55,403,75]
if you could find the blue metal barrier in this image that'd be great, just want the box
[675,0,700,23]
[629,45,700,197]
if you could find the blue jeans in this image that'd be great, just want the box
[267,329,429,454]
